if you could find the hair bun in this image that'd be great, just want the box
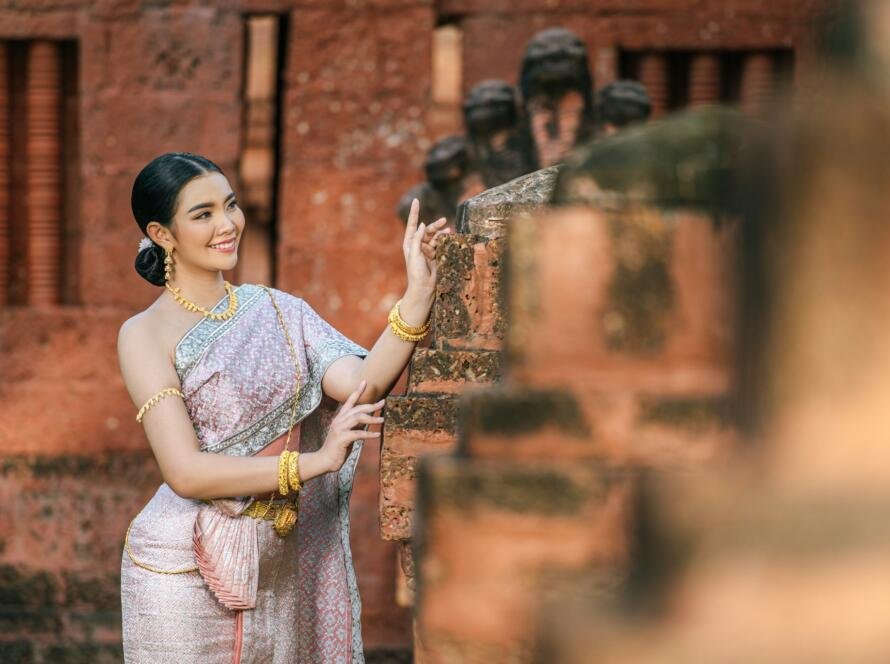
[134,243,167,286]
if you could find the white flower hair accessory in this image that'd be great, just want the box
[137,236,155,253]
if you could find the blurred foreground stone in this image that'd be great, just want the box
[383,107,746,662]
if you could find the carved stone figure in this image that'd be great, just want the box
[396,135,479,230]
[463,80,533,188]
[519,27,595,169]
[594,79,653,137]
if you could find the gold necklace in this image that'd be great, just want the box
[165,280,239,320]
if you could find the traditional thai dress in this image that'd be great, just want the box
[120,283,369,663]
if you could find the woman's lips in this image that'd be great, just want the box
[209,238,237,253]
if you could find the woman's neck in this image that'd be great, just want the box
[166,271,231,310]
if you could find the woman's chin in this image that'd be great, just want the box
[205,255,238,273]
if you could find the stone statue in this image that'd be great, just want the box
[463,80,534,188]
[519,27,595,169]
[594,79,652,137]
[396,135,479,230]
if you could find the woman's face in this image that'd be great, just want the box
[161,171,245,275]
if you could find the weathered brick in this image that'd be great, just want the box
[505,205,737,392]
[413,456,632,661]
[380,395,459,541]
[407,349,503,394]
[457,385,600,463]
[433,234,505,351]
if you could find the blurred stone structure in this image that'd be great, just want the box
[532,4,890,660]
[0,0,822,660]
[382,107,745,661]
[380,3,890,662]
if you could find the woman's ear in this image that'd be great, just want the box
[146,221,173,248]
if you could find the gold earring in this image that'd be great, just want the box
[164,246,175,283]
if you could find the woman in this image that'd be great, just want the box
[118,152,449,663]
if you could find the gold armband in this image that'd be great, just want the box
[136,387,185,423]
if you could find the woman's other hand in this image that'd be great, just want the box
[318,380,385,473]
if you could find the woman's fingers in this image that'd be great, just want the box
[421,227,452,260]
[403,199,420,254]
[349,399,385,415]
[345,413,385,428]
[410,221,425,258]
[344,429,381,443]
[342,379,367,412]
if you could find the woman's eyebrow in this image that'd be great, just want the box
[187,191,236,213]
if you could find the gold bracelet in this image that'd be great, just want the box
[388,301,430,342]
[388,322,425,342]
[391,299,430,335]
[136,387,185,423]
[278,451,291,496]
[288,451,302,493]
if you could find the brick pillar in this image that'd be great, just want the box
[638,52,669,118]
[411,200,738,661]
[689,53,721,107]
[26,40,62,306]
[0,43,8,307]
[740,52,775,115]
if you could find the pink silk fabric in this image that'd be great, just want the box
[121,284,369,663]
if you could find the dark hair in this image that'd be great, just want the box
[132,152,225,286]
[595,80,652,129]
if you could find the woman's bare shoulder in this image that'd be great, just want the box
[117,304,185,403]
[118,308,168,366]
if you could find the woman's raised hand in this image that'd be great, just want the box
[318,380,385,473]
[402,198,452,293]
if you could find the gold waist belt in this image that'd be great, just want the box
[242,498,299,536]
[195,497,299,535]
[242,499,297,521]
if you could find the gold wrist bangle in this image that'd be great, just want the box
[278,451,291,496]
[390,299,430,334]
[388,300,430,342]
[287,451,302,493]
[388,322,425,342]
[136,387,185,423]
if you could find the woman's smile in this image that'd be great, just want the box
[208,236,237,253]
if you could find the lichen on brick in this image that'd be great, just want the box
[459,387,592,439]
[0,564,57,608]
[419,459,609,516]
[637,396,732,432]
[61,571,121,610]
[409,349,503,388]
[380,453,417,484]
[433,235,476,340]
[385,395,458,432]
[600,209,675,354]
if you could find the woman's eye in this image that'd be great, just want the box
[228,199,238,209]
